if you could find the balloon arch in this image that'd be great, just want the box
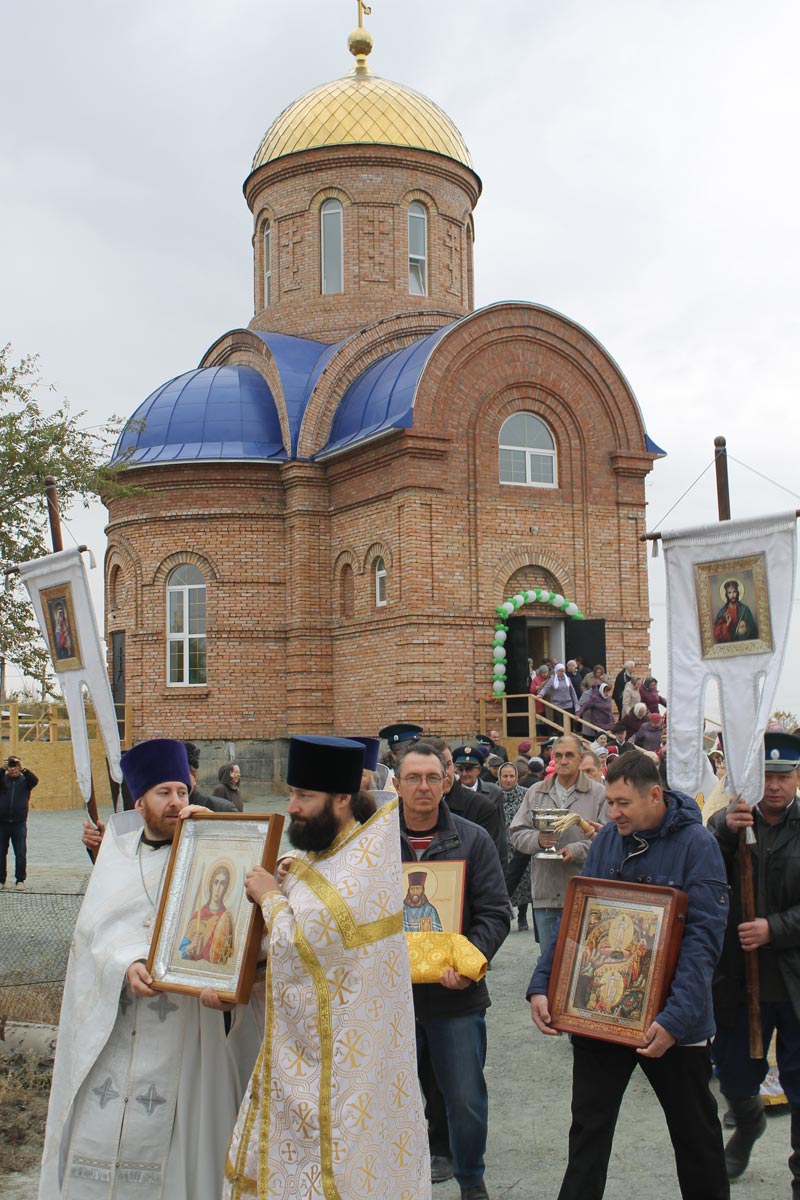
[491,588,584,697]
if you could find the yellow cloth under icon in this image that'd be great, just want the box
[406,932,487,984]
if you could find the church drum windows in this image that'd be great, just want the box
[263,220,272,306]
[408,202,428,296]
[498,413,557,488]
[320,199,344,294]
[166,564,207,685]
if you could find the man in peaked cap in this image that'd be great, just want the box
[453,744,507,862]
[224,735,430,1199]
[709,730,800,1193]
[379,721,424,769]
[40,738,261,1200]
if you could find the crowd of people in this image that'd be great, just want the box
[35,688,800,1200]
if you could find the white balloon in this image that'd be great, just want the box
[493,663,505,676]
[526,590,537,603]
[538,590,550,603]
[551,593,564,607]
[565,602,579,616]
[495,630,507,643]
[493,647,506,660]
[502,602,515,615]
[492,680,505,694]
[513,593,526,607]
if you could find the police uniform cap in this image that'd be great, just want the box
[452,745,483,767]
[764,730,800,773]
[474,733,495,748]
[378,722,423,747]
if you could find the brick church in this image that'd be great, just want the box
[105,19,663,756]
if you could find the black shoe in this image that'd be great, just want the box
[722,1108,735,1129]
[724,1098,766,1179]
[430,1155,454,1183]
[517,916,529,931]
[461,1185,489,1200]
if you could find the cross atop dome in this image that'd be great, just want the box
[348,0,375,71]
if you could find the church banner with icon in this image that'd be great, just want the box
[662,511,797,806]
[19,547,122,799]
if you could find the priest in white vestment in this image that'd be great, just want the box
[39,738,261,1200]
[224,734,431,1200]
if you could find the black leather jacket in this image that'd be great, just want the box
[709,798,800,1022]
[0,767,39,822]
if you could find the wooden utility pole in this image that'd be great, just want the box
[713,438,763,1059]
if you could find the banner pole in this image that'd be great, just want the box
[712,439,762,1058]
[43,477,100,862]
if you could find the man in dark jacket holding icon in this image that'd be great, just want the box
[527,751,730,1200]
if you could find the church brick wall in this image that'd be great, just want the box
[245,145,479,342]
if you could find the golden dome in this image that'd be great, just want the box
[251,63,474,172]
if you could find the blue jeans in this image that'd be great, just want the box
[534,906,562,949]
[415,1010,488,1188]
[0,820,27,884]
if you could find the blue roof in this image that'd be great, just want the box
[113,320,667,468]
[111,365,286,465]
[320,324,455,457]
[251,332,342,456]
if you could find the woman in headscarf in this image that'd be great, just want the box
[213,762,244,812]
[539,662,579,723]
[498,762,531,931]
[576,680,615,736]
[621,674,643,717]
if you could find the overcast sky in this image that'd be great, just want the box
[3,0,800,716]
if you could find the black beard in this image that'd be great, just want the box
[288,799,339,852]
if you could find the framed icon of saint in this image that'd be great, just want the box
[146,811,284,1004]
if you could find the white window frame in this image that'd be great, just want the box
[374,557,387,607]
[320,199,344,295]
[263,220,271,306]
[498,413,558,489]
[166,565,207,686]
[408,202,428,296]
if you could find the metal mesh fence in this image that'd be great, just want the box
[0,886,86,1025]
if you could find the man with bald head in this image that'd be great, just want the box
[509,733,607,949]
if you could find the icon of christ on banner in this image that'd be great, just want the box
[694,553,773,660]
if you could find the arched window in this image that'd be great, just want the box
[339,563,354,618]
[167,564,207,685]
[374,557,387,607]
[263,220,272,306]
[408,202,428,296]
[498,413,557,487]
[320,199,343,294]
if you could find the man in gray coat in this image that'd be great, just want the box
[509,733,607,949]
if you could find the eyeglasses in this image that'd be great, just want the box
[401,773,444,788]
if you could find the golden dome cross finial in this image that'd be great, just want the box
[348,0,374,69]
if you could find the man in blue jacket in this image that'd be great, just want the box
[0,755,39,889]
[528,751,730,1200]
[398,741,511,1200]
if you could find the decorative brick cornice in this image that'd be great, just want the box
[244,144,481,213]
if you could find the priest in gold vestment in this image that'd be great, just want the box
[224,734,431,1200]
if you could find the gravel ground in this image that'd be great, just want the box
[1,807,791,1199]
